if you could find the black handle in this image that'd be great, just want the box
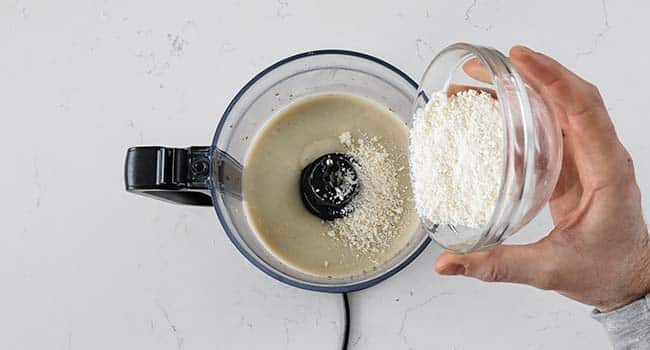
[124,146,213,206]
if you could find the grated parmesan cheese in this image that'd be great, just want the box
[338,131,352,147]
[409,89,504,228]
[326,132,408,256]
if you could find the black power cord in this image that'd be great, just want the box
[341,292,350,350]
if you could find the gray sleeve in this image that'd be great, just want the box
[592,294,650,349]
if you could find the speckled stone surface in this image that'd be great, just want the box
[2,0,648,349]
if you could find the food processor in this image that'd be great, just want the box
[124,50,431,293]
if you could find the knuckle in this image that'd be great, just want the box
[585,82,601,98]
[585,81,600,97]
[558,80,605,117]
[477,263,507,283]
[576,86,604,116]
[622,148,636,176]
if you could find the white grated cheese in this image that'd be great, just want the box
[327,132,408,256]
[409,89,504,228]
[338,131,352,147]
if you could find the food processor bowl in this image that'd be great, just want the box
[125,50,431,292]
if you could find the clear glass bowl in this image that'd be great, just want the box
[413,43,563,253]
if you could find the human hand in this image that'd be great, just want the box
[434,45,650,312]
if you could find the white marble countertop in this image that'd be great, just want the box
[2,0,648,349]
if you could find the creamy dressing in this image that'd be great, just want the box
[242,94,418,277]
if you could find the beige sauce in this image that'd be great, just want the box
[242,94,418,277]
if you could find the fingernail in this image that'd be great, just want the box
[439,264,466,276]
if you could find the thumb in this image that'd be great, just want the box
[434,239,558,290]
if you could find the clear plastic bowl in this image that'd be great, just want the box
[413,43,563,253]
[211,50,431,292]
[125,50,431,292]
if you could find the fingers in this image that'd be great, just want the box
[434,240,558,290]
[450,59,494,97]
[509,46,604,116]
[509,45,625,184]
[509,46,615,139]
[463,58,492,83]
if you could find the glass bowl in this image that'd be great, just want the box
[413,43,563,253]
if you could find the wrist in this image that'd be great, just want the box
[598,293,649,313]
[598,238,650,312]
